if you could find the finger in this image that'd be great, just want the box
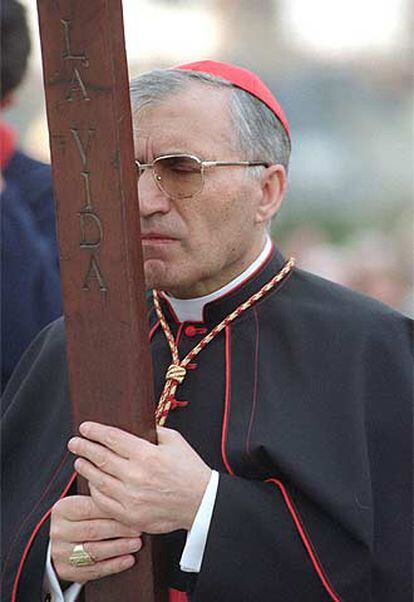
[79,421,153,458]
[74,458,125,503]
[54,518,141,542]
[52,495,111,522]
[81,536,142,563]
[57,553,136,584]
[68,436,126,479]
[89,484,125,522]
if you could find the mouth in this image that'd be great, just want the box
[141,233,178,244]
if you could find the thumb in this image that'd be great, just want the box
[156,425,182,445]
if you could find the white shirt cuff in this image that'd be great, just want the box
[43,472,220,590]
[179,470,219,573]
[43,541,83,601]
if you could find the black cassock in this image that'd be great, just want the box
[1,248,412,601]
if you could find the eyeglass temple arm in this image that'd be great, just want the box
[134,159,271,172]
[202,160,270,168]
[134,160,153,172]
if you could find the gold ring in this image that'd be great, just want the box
[68,543,95,567]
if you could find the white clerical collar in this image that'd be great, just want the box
[163,236,273,323]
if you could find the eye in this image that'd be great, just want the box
[161,156,200,174]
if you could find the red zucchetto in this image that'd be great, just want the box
[175,59,290,139]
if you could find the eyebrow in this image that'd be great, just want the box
[143,150,209,161]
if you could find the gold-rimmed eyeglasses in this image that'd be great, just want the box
[134,153,270,200]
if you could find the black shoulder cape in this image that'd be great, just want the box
[2,249,412,601]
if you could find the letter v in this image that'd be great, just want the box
[70,129,95,168]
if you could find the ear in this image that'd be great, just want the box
[254,164,287,224]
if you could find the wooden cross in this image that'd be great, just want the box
[36,1,167,599]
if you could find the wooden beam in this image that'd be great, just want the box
[36,1,166,599]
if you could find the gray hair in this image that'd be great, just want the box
[129,69,291,175]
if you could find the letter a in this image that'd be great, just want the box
[82,255,107,292]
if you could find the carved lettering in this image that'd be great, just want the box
[61,19,88,65]
[66,67,90,102]
[82,255,107,291]
[80,171,93,210]
[71,129,95,169]
[61,20,90,101]
[69,128,106,291]
[80,211,103,248]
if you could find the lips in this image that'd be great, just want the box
[142,233,174,239]
[141,233,178,243]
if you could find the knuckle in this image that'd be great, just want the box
[95,450,109,470]
[83,522,98,541]
[54,494,92,518]
[85,541,99,562]
[97,475,111,496]
[142,446,157,467]
[88,563,107,581]
[52,549,69,573]
[111,556,134,576]
[104,427,119,448]
[73,495,92,518]
[75,437,86,453]
[124,483,141,506]
[81,499,95,520]
[49,521,62,541]
[169,428,180,440]
[51,497,68,517]
[57,566,74,582]
[50,542,60,562]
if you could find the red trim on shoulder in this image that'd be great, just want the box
[149,319,160,341]
[11,471,77,601]
[175,322,184,347]
[221,325,235,475]
[267,478,341,602]
[246,307,260,459]
[169,589,189,602]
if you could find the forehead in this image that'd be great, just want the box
[133,84,234,158]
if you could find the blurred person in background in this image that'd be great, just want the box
[1,0,62,394]
[344,232,408,312]
[283,226,413,317]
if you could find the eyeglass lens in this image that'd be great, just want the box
[153,156,203,199]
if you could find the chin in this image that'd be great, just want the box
[144,258,178,291]
[144,258,198,295]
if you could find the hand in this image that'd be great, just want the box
[68,423,212,533]
[50,495,142,583]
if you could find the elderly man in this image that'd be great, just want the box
[2,61,412,602]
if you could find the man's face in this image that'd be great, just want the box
[134,84,266,298]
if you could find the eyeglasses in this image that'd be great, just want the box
[134,153,270,200]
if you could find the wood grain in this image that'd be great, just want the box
[37,1,167,599]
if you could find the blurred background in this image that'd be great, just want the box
[6,0,414,315]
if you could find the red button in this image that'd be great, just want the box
[184,325,198,337]
[184,325,208,337]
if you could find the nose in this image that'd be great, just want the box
[138,170,171,217]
